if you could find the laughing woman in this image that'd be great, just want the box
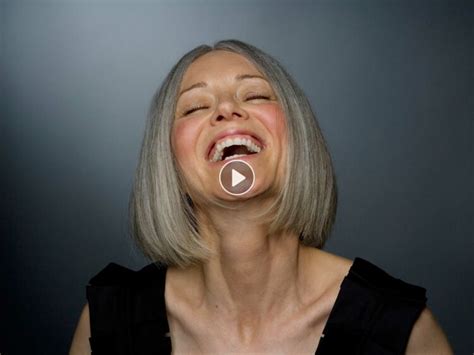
[70,40,453,354]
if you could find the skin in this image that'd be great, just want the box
[69,51,454,354]
[172,51,287,208]
[168,51,327,352]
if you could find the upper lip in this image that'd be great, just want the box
[206,128,265,160]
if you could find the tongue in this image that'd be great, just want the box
[222,145,251,160]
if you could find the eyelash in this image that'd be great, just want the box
[183,105,208,116]
[181,95,271,116]
[246,94,270,101]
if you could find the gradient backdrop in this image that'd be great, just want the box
[1,1,472,353]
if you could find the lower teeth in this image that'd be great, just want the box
[223,154,247,161]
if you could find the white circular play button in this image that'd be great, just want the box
[219,159,255,196]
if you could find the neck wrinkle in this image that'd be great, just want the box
[195,212,304,322]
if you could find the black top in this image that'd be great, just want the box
[86,257,427,355]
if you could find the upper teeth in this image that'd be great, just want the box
[210,137,262,162]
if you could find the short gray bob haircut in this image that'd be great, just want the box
[130,39,338,268]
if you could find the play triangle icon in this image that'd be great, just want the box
[232,169,246,187]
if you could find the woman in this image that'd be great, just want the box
[70,40,453,354]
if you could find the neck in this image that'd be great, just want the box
[193,201,306,321]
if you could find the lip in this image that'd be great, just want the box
[206,128,265,161]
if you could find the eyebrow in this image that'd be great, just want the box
[178,74,267,97]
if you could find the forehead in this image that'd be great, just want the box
[180,50,263,87]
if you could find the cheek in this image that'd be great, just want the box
[172,120,200,164]
[274,108,288,143]
[255,104,287,145]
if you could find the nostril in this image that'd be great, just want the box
[214,110,244,122]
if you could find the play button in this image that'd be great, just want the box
[219,159,255,196]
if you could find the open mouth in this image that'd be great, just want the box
[208,135,264,163]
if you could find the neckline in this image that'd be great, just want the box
[158,258,357,354]
[313,257,356,354]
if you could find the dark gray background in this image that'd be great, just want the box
[1,0,472,354]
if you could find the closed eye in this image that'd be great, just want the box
[183,105,208,116]
[246,95,271,101]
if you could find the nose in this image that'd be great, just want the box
[211,97,249,125]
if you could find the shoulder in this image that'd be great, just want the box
[80,262,171,353]
[300,248,354,305]
[85,261,169,322]
[87,261,167,287]
[304,248,353,276]
[313,250,453,354]
[70,262,166,354]
[69,303,91,354]
[405,307,454,354]
[313,250,428,300]
[304,248,353,287]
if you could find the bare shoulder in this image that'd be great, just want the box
[405,306,454,355]
[317,249,354,273]
[306,248,353,282]
[166,264,207,312]
[301,248,354,301]
[69,303,91,355]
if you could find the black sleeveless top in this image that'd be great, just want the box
[86,257,427,355]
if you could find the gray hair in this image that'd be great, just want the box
[130,39,338,267]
